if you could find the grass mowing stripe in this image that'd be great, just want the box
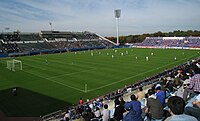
[22,69,85,93]
[88,54,198,92]
[28,55,96,70]
[45,50,179,70]
[0,48,199,116]
[47,68,96,79]
[22,57,89,76]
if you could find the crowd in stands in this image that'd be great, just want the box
[40,31,99,41]
[0,31,114,54]
[41,57,200,121]
[1,32,200,55]
[0,42,21,53]
[46,40,112,51]
[20,33,41,41]
[0,33,21,53]
[0,33,21,42]
[135,37,200,48]
[74,31,100,40]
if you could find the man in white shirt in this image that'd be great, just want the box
[101,104,110,121]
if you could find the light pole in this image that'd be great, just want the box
[114,9,121,46]
[49,22,53,40]
[49,22,52,31]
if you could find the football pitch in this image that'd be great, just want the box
[0,48,199,117]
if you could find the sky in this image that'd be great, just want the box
[0,0,200,36]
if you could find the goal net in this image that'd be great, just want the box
[6,59,23,71]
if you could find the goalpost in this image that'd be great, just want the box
[6,59,23,71]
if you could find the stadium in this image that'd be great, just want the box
[0,30,200,121]
[0,1,200,121]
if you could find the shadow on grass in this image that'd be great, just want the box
[0,87,72,117]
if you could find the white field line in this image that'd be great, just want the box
[23,57,96,79]
[22,57,96,92]
[39,56,96,69]
[47,68,95,79]
[87,54,197,92]
[35,58,97,79]
[23,63,46,71]
[23,56,95,69]
[23,70,86,93]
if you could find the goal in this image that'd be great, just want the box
[6,59,23,71]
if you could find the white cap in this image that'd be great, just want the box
[155,84,161,89]
[184,79,190,84]
[166,77,172,80]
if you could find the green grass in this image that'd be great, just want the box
[0,48,199,117]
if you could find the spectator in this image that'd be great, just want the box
[114,97,120,108]
[101,104,110,121]
[113,98,125,121]
[127,94,143,121]
[79,97,84,105]
[119,97,125,106]
[183,73,200,101]
[94,107,101,119]
[185,94,200,121]
[12,87,17,96]
[130,94,142,111]
[123,102,136,121]
[136,86,145,102]
[155,84,165,105]
[89,102,94,112]
[145,89,164,120]
[82,107,95,121]
[63,112,70,121]
[165,96,197,121]
[164,77,174,93]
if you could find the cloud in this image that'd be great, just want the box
[0,0,200,36]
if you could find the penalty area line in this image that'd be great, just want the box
[47,68,95,79]
[23,70,85,93]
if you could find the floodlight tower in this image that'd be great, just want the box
[114,9,121,46]
[49,22,52,31]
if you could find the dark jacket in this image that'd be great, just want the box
[114,105,125,121]
[147,95,164,119]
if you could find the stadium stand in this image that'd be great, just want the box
[135,37,200,49]
[20,33,41,41]
[0,31,115,57]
